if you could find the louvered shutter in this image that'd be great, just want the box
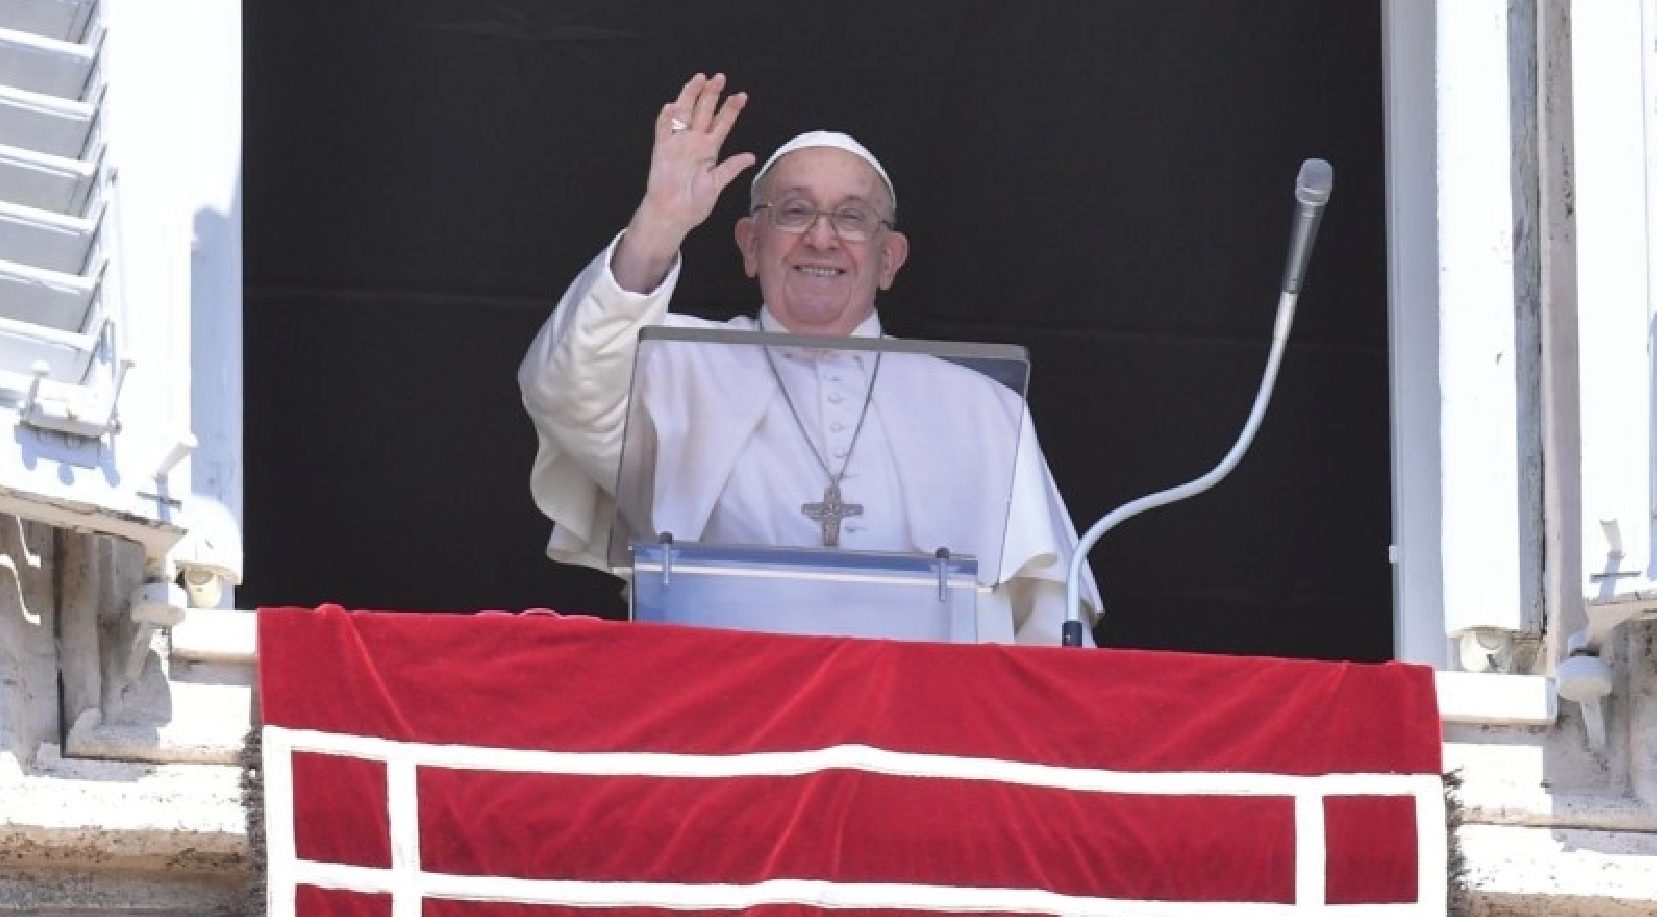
[0,0,195,565]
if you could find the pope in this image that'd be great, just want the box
[518,73,1099,645]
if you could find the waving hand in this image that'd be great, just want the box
[613,73,755,293]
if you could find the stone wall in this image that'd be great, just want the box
[0,517,255,913]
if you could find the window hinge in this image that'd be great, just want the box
[20,358,133,439]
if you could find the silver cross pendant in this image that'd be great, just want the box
[801,480,864,547]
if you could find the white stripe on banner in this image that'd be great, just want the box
[1294,793,1326,909]
[291,862,1444,917]
[262,726,1449,917]
[263,726,300,917]
[264,725,1440,799]
[1414,782,1449,910]
[386,745,420,917]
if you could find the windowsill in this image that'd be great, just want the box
[177,611,1565,728]
[171,606,257,664]
[1435,670,1557,726]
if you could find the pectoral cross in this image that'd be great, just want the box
[801,480,863,548]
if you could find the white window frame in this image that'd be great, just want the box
[1387,0,1657,733]
[1384,0,1561,724]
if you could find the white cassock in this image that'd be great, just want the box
[519,234,1100,646]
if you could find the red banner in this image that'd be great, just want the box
[258,606,1445,916]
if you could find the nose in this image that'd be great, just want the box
[802,212,840,247]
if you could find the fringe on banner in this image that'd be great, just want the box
[1446,768,1470,916]
[232,724,266,917]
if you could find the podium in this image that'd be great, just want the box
[610,327,1033,643]
[630,540,981,643]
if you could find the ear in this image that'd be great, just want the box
[877,230,909,290]
[734,216,759,278]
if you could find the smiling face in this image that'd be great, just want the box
[735,147,909,335]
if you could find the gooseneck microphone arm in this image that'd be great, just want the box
[1061,159,1334,647]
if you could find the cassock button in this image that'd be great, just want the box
[829,421,845,432]
[827,392,844,404]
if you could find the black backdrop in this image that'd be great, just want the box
[242,1,1392,660]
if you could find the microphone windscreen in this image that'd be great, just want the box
[1296,158,1334,205]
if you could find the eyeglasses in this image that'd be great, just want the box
[751,197,895,242]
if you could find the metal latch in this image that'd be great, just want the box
[21,358,133,439]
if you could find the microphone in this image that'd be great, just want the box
[1061,157,1335,647]
[1281,158,1333,295]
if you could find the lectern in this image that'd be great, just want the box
[609,326,1032,642]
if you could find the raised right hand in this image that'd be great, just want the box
[613,73,756,292]
[641,73,755,237]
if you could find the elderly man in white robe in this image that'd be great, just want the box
[519,73,1099,645]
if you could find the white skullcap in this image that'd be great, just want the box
[751,129,896,211]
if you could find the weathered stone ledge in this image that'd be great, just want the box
[0,744,247,872]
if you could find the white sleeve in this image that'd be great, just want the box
[516,232,681,570]
[1002,417,1100,647]
[1008,576,1097,647]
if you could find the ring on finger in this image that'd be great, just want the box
[670,117,689,133]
